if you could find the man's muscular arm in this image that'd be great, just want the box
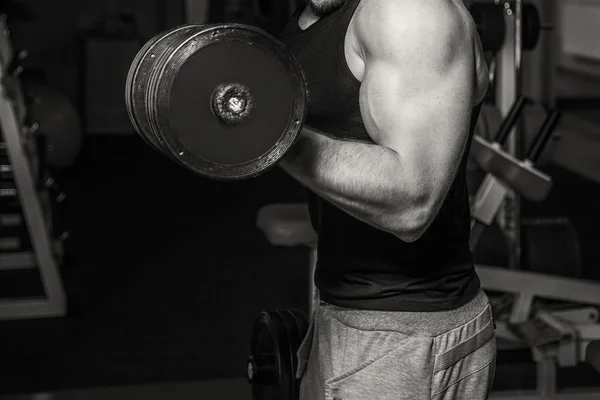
[280,0,477,242]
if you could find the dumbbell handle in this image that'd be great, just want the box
[494,96,527,145]
[525,109,562,164]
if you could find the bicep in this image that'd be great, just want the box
[359,35,475,207]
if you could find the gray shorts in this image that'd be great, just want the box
[297,289,497,400]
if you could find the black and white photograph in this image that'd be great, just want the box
[1,0,599,399]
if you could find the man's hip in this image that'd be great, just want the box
[297,289,497,400]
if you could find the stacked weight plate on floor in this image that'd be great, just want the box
[125,23,307,181]
[469,1,542,53]
[248,309,308,400]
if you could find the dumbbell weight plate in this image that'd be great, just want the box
[126,24,188,151]
[275,311,298,400]
[136,23,307,181]
[248,311,295,400]
[248,311,280,394]
[126,24,205,153]
[290,309,308,341]
[290,309,309,397]
[469,2,506,54]
[523,3,541,51]
[281,310,302,369]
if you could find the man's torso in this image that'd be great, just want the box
[279,0,484,312]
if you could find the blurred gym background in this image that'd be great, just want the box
[1,0,600,398]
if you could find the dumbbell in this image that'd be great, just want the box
[248,309,309,400]
[469,2,548,54]
[125,23,306,181]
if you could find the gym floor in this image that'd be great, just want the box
[2,64,600,400]
[4,380,252,400]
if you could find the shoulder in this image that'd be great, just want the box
[353,0,472,62]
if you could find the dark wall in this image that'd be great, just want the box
[8,0,172,103]
[6,0,293,133]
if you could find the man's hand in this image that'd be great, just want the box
[280,0,482,242]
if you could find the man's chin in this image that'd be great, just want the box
[307,0,346,17]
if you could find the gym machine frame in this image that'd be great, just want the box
[471,1,600,398]
[0,15,67,320]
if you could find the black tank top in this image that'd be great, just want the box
[279,0,482,311]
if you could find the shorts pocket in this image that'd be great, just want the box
[325,317,433,400]
[431,316,497,399]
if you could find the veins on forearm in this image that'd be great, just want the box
[280,128,410,231]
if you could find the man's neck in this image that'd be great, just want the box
[298,6,322,30]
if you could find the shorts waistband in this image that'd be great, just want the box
[319,289,491,337]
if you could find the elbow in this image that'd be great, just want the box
[389,202,436,243]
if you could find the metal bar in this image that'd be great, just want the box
[476,265,600,306]
[0,252,35,270]
[496,2,521,270]
[0,213,22,225]
[0,298,65,320]
[576,324,600,340]
[538,357,557,397]
[550,307,599,324]
[510,292,535,323]
[0,16,14,69]
[0,236,20,250]
[494,96,527,144]
[527,110,562,162]
[513,0,524,271]
[0,59,66,319]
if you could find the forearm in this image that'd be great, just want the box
[279,128,423,237]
